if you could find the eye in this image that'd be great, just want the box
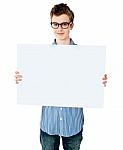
[52,22,58,26]
[62,22,69,26]
[51,22,59,29]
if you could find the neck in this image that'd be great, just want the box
[56,38,71,45]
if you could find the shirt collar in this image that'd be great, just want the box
[52,38,76,45]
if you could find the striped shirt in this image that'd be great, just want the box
[40,39,84,137]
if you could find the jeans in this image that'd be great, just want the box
[40,129,83,150]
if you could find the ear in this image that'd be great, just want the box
[70,23,74,30]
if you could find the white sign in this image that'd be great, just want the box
[17,44,106,107]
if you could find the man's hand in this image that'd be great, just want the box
[102,74,108,87]
[15,71,23,84]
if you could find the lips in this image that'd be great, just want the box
[57,33,64,35]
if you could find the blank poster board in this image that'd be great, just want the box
[17,44,106,108]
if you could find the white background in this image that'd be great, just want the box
[0,0,123,150]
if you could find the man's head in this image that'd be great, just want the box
[50,3,74,43]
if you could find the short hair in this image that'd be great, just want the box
[50,3,74,23]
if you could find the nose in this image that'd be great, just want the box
[58,24,63,30]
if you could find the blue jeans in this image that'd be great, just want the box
[40,129,83,150]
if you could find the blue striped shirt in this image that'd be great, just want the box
[40,39,84,137]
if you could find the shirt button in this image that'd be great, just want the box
[60,118,62,121]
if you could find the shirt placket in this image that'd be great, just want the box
[59,107,63,135]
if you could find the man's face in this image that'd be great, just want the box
[51,14,73,41]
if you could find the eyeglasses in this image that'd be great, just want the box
[50,22,71,29]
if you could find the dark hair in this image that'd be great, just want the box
[50,3,74,22]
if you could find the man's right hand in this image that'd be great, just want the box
[15,71,23,84]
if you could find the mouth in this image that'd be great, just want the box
[57,33,64,35]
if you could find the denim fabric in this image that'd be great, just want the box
[40,129,83,150]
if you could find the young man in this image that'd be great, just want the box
[15,3,107,150]
[39,4,84,150]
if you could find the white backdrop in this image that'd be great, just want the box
[0,0,123,150]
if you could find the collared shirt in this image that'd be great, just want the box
[52,38,77,45]
[40,39,84,137]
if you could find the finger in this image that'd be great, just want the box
[16,80,19,84]
[15,71,20,74]
[15,79,22,84]
[15,75,23,79]
[102,80,107,84]
[102,75,108,80]
[15,78,22,81]
[18,79,22,81]
[17,75,23,78]
[104,74,107,79]
[102,81,107,87]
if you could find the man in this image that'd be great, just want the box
[15,3,107,150]
[40,3,84,150]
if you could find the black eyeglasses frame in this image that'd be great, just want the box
[50,22,72,29]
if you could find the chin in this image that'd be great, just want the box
[57,36,66,40]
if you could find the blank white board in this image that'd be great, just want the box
[17,44,106,107]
